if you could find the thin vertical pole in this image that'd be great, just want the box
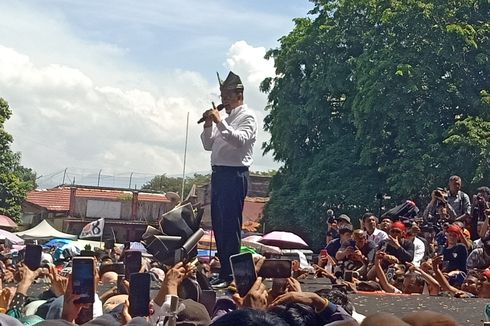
[181,112,190,199]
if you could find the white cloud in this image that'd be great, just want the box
[0,2,290,187]
[1,40,279,185]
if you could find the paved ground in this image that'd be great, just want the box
[298,278,488,325]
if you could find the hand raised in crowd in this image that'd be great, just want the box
[48,264,68,297]
[61,274,89,323]
[350,249,364,262]
[17,264,42,295]
[270,291,328,312]
[154,261,196,306]
[432,255,443,270]
[232,277,268,310]
[285,277,302,293]
[387,235,401,248]
[374,250,385,264]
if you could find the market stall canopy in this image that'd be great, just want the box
[258,231,309,249]
[0,229,24,244]
[0,215,18,229]
[16,220,77,240]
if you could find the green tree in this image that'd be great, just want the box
[261,0,490,249]
[142,173,211,196]
[0,98,36,222]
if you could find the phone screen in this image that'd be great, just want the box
[72,257,95,304]
[129,273,150,317]
[24,244,42,271]
[344,270,353,282]
[258,259,292,279]
[230,253,256,297]
[117,274,127,295]
[124,251,142,279]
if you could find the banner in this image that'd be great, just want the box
[80,218,104,238]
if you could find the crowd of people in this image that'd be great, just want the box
[321,176,490,300]
[0,174,487,325]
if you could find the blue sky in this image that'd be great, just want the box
[0,1,312,188]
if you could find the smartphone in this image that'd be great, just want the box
[24,244,42,270]
[117,274,127,294]
[320,249,328,258]
[230,253,256,297]
[100,262,125,276]
[129,273,150,317]
[258,259,292,279]
[124,250,142,279]
[72,257,95,304]
[344,270,353,282]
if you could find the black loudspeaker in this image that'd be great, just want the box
[145,235,182,263]
[159,204,195,239]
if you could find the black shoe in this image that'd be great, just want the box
[211,278,231,289]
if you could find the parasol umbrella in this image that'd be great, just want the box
[0,229,24,244]
[241,235,282,254]
[43,238,73,248]
[258,231,309,249]
[0,215,18,229]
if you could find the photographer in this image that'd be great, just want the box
[470,186,490,240]
[423,176,471,224]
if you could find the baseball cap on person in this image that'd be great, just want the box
[337,214,351,224]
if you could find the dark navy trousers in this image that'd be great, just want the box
[211,165,248,281]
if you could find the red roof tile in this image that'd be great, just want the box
[26,187,170,211]
[26,188,71,211]
[243,201,265,223]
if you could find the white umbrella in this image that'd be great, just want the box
[242,235,282,255]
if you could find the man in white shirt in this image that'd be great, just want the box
[363,212,388,246]
[200,71,257,288]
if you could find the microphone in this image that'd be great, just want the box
[197,103,225,124]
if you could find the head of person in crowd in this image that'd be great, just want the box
[352,230,368,250]
[460,273,480,295]
[448,175,462,196]
[445,224,461,247]
[339,226,354,244]
[337,214,352,228]
[268,302,320,326]
[389,221,406,241]
[211,309,289,326]
[401,271,425,294]
[362,213,378,233]
[478,269,490,298]
[379,218,392,233]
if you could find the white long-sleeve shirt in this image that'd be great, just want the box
[200,104,257,167]
[412,236,426,267]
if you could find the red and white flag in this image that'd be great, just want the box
[80,218,104,238]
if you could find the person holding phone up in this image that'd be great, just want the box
[200,71,257,289]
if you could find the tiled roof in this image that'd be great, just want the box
[26,188,71,212]
[26,187,170,211]
[243,200,265,222]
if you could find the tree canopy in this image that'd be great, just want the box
[261,0,490,249]
[141,173,211,196]
[0,98,36,222]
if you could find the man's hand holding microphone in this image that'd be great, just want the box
[200,102,223,127]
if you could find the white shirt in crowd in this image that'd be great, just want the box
[412,236,426,267]
[200,104,257,167]
[367,228,388,246]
